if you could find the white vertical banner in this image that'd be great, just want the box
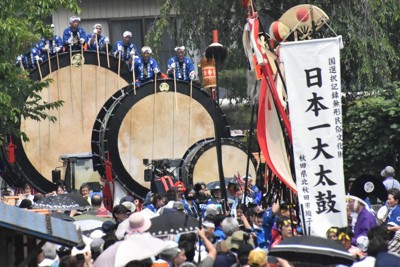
[280,36,347,237]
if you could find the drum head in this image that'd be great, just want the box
[92,80,230,197]
[5,51,132,192]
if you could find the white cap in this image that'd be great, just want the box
[93,23,102,29]
[141,46,152,54]
[123,31,132,38]
[69,16,81,23]
[174,46,185,52]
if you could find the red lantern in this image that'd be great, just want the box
[7,136,17,164]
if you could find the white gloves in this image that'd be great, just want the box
[93,29,98,34]
[55,47,61,53]
[17,56,22,61]
[68,37,73,45]
[80,38,85,44]
[104,37,109,43]
[34,55,42,62]
[43,44,49,51]
[117,45,123,51]
[130,49,136,56]
[189,71,196,80]
[153,68,159,74]
[170,62,176,69]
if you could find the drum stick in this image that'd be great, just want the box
[132,51,136,95]
[69,45,74,113]
[56,51,60,70]
[173,70,178,114]
[106,40,110,68]
[188,80,192,146]
[96,36,100,67]
[56,51,61,130]
[81,45,84,132]
[117,51,121,89]
[47,49,52,73]
[69,44,72,66]
[37,60,43,80]
[18,58,24,71]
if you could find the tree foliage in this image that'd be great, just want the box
[343,82,400,177]
[146,0,400,173]
[0,0,80,143]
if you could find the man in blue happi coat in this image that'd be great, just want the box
[132,46,160,87]
[63,16,86,51]
[167,46,196,81]
[86,23,109,52]
[112,31,139,63]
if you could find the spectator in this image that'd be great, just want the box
[347,197,377,245]
[387,188,400,229]
[381,166,400,190]
[16,183,34,207]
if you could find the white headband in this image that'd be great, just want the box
[69,16,81,23]
[141,46,152,54]
[174,46,185,52]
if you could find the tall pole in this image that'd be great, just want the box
[206,30,228,210]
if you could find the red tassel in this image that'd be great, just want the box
[7,136,17,164]
[104,152,113,182]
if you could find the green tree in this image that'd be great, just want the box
[343,81,400,177]
[0,0,80,143]
[147,0,400,100]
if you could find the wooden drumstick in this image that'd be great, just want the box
[47,48,52,73]
[117,50,121,89]
[173,69,178,114]
[18,58,24,71]
[188,79,192,146]
[56,51,61,130]
[69,44,74,113]
[96,35,100,67]
[37,60,43,80]
[106,40,110,68]
[131,50,136,95]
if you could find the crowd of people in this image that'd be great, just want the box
[2,166,399,266]
[16,16,197,87]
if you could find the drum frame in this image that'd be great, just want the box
[180,137,258,186]
[92,79,231,198]
[2,51,132,192]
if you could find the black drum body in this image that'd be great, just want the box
[180,138,258,186]
[1,51,132,192]
[91,79,230,198]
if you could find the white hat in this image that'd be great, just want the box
[174,46,185,52]
[90,229,105,239]
[141,46,152,54]
[121,201,137,213]
[93,23,102,29]
[69,16,81,23]
[381,166,395,177]
[123,31,132,38]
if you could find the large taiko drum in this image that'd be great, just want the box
[4,51,132,192]
[91,79,230,198]
[180,138,258,186]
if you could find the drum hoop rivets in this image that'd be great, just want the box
[159,82,169,92]
[71,53,85,67]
